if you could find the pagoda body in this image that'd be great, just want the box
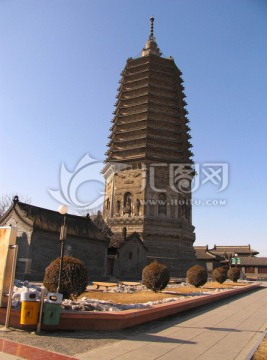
[102,18,196,276]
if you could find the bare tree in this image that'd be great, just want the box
[0,193,31,217]
[90,210,113,237]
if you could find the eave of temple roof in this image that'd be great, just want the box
[145,150,192,162]
[146,142,190,153]
[107,134,147,147]
[132,55,178,70]
[112,118,182,131]
[106,148,193,163]
[127,58,182,72]
[0,200,109,242]
[123,65,176,79]
[147,125,182,134]
[122,61,182,78]
[115,104,179,115]
[108,134,184,147]
[113,104,148,116]
[109,124,147,136]
[117,83,148,96]
[106,149,146,158]
[114,97,148,107]
[111,114,189,131]
[110,119,147,130]
[115,91,183,106]
[118,87,179,98]
[126,55,175,69]
[122,71,179,86]
[118,81,182,95]
[118,79,184,93]
[107,141,190,157]
[111,122,183,135]
[106,154,146,162]
[112,108,182,121]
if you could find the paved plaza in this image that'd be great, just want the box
[1,284,267,359]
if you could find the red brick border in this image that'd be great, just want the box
[0,284,261,331]
[0,338,77,360]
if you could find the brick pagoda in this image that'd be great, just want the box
[102,18,196,276]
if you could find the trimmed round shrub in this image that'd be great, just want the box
[43,256,89,299]
[227,268,240,283]
[187,265,208,287]
[212,267,227,284]
[142,261,170,292]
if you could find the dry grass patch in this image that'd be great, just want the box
[78,291,179,304]
[162,286,212,294]
[252,334,267,359]
[79,282,251,305]
[80,284,228,304]
[202,281,249,289]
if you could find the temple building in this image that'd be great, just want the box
[102,18,196,277]
[0,197,109,280]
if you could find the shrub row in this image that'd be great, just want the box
[42,256,241,297]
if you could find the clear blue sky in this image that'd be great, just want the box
[1,1,267,255]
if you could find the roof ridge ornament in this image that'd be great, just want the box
[142,17,162,57]
[13,195,19,204]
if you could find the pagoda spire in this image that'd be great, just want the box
[142,17,162,57]
[149,16,154,39]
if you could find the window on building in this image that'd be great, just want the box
[258,267,267,274]
[116,200,121,215]
[128,252,133,260]
[135,199,141,216]
[106,198,110,210]
[245,266,255,273]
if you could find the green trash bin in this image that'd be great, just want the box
[42,292,63,326]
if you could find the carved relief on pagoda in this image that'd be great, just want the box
[141,164,192,224]
[103,167,146,221]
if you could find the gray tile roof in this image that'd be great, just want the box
[240,257,267,266]
[194,246,221,260]
[209,245,258,256]
[1,200,109,242]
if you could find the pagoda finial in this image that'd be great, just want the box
[142,17,162,57]
[150,16,154,39]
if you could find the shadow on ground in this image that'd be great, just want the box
[0,287,263,357]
